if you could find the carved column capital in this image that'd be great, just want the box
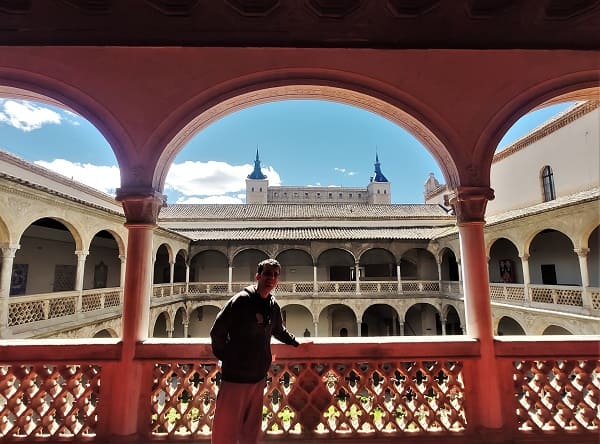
[574,248,590,258]
[1,243,20,258]
[448,186,494,224]
[519,253,530,261]
[116,189,166,225]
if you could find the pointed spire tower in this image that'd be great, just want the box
[367,150,391,204]
[246,147,269,204]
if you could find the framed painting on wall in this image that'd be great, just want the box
[10,263,28,295]
[499,259,515,283]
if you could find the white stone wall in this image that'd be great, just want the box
[487,106,600,216]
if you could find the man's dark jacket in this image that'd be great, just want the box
[210,285,299,383]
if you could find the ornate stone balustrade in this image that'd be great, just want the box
[4,282,598,334]
[0,337,598,443]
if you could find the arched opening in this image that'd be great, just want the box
[276,249,313,282]
[529,229,579,286]
[362,304,400,336]
[444,306,463,335]
[231,249,268,283]
[190,250,228,282]
[317,249,356,283]
[153,244,172,284]
[488,238,522,284]
[440,248,459,282]
[404,303,441,336]
[318,304,357,337]
[280,304,313,338]
[542,325,572,335]
[188,305,220,338]
[359,248,396,281]
[86,230,122,289]
[497,316,526,336]
[13,218,79,295]
[152,312,170,338]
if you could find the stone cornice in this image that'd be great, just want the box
[0,149,120,206]
[0,176,125,223]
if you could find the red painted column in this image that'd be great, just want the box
[450,187,504,434]
[100,191,164,441]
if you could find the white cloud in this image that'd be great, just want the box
[0,100,62,131]
[34,159,120,195]
[165,160,281,197]
[334,167,357,176]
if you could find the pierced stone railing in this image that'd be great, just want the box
[7,287,122,329]
[1,338,597,442]
[529,284,584,307]
[489,283,527,303]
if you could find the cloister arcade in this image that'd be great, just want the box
[0,25,598,442]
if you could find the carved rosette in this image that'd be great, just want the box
[448,186,494,225]
[116,189,166,226]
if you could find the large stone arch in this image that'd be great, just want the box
[153,79,458,195]
[473,77,600,184]
[0,82,131,173]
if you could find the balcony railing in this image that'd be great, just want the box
[5,282,599,333]
[0,337,598,443]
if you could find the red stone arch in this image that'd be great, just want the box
[0,77,133,172]
[473,72,600,184]
[151,71,458,192]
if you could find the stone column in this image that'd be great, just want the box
[398,320,405,336]
[74,250,89,314]
[355,261,360,294]
[520,254,531,303]
[440,315,447,335]
[313,320,319,337]
[449,186,503,432]
[396,262,402,293]
[356,320,362,336]
[119,254,127,287]
[228,265,233,293]
[0,244,19,334]
[313,265,318,294]
[575,248,591,309]
[169,260,175,295]
[74,250,89,292]
[185,262,190,294]
[104,190,164,441]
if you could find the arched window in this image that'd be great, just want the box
[541,165,556,202]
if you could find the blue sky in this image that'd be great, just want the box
[0,98,576,204]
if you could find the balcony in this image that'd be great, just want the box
[5,281,599,337]
[1,336,598,443]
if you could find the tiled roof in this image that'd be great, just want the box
[485,187,600,226]
[159,203,452,220]
[432,187,600,239]
[170,226,448,241]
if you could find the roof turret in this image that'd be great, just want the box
[372,153,388,182]
[247,148,267,180]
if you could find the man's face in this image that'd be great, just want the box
[256,264,280,294]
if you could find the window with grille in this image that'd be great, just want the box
[541,165,556,202]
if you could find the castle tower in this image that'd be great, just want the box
[367,153,391,204]
[245,148,268,204]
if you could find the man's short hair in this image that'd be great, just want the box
[257,258,281,274]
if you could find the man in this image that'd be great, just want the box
[210,258,304,444]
